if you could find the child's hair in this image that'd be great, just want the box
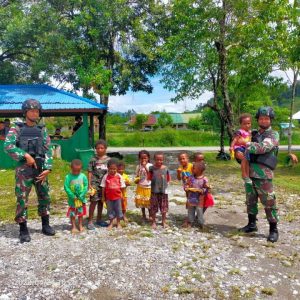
[138,149,150,160]
[71,159,82,167]
[154,151,164,159]
[117,161,125,168]
[0,121,4,124]
[107,158,119,168]
[95,139,107,149]
[239,113,252,124]
[194,152,203,158]
[193,161,206,172]
[178,151,188,159]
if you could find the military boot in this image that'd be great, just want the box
[239,214,258,233]
[41,215,56,236]
[267,222,278,243]
[19,222,31,243]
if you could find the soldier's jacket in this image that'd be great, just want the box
[246,127,279,180]
[4,124,53,170]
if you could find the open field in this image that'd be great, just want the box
[0,151,300,299]
[106,128,300,147]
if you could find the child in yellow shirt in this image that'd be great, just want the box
[117,161,131,222]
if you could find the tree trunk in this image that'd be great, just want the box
[98,111,107,140]
[98,95,109,140]
[218,0,234,143]
[288,69,299,154]
[220,117,225,154]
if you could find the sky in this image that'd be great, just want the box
[109,77,213,113]
[55,70,293,114]
[108,70,293,114]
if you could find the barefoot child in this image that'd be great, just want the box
[177,152,193,185]
[134,150,152,221]
[148,152,171,229]
[184,161,209,228]
[177,152,193,227]
[87,139,110,230]
[64,159,88,233]
[194,152,205,163]
[101,158,126,230]
[117,161,131,222]
[229,113,252,184]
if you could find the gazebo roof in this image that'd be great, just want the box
[0,84,107,117]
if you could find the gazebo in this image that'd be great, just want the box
[0,84,107,169]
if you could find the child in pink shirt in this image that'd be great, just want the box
[230,113,252,183]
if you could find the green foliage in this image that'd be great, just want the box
[187,115,202,131]
[0,1,65,83]
[201,108,221,132]
[157,111,173,128]
[158,0,292,146]
[133,114,148,130]
[107,114,127,125]
[41,0,161,101]
[44,117,74,135]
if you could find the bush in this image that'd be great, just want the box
[188,116,202,130]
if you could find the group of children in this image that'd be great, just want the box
[63,112,257,234]
[63,139,215,233]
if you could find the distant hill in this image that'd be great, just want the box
[278,81,300,112]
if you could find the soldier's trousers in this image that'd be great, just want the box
[245,178,278,223]
[15,166,51,223]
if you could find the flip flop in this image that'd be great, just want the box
[95,220,109,227]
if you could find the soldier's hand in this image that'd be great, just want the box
[36,170,51,183]
[24,153,37,168]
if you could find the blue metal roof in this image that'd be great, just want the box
[0,84,107,116]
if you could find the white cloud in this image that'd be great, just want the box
[109,91,213,113]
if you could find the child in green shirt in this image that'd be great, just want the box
[64,159,88,234]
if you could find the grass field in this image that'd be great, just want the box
[0,151,299,222]
[106,128,300,147]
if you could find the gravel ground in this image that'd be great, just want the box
[1,172,300,300]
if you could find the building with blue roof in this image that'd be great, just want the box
[0,84,107,117]
[0,84,107,169]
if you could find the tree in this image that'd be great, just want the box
[133,114,148,130]
[0,1,65,83]
[157,111,173,128]
[158,0,290,155]
[277,0,299,156]
[187,115,202,131]
[44,0,161,139]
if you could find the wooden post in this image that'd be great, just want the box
[90,114,94,146]
[82,113,89,148]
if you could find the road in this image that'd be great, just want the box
[108,145,300,153]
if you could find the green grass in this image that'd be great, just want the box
[1,151,300,222]
[107,128,222,147]
[0,159,70,222]
[106,127,300,147]
[274,152,300,194]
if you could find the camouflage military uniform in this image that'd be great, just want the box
[245,127,279,223]
[87,155,110,201]
[4,124,53,223]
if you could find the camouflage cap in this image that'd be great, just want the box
[21,99,42,115]
[255,106,275,119]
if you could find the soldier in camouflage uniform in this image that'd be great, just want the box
[239,107,279,243]
[4,99,55,243]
